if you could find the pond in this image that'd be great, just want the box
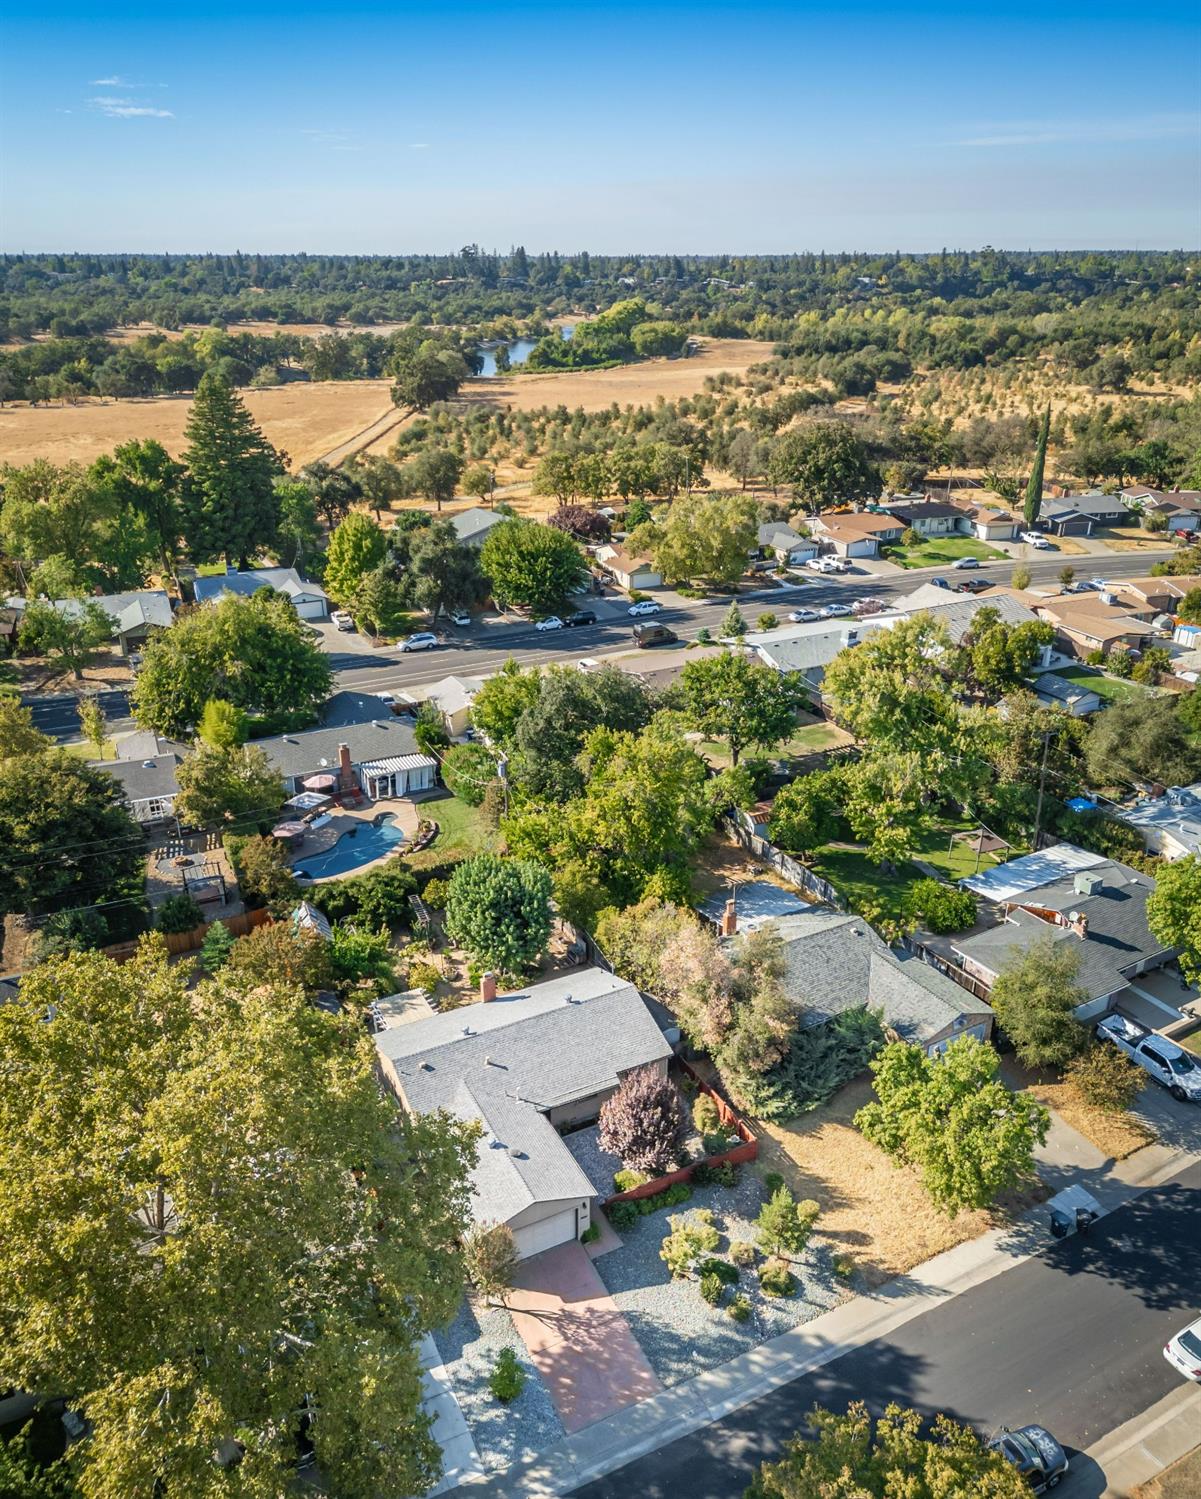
[476,324,574,377]
[293,812,406,881]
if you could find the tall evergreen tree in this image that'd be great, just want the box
[1023,405,1051,529]
[181,371,282,566]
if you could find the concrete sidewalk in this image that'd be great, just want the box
[450,1131,1199,1497]
[1065,1384,1201,1497]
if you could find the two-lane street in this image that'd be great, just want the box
[565,1159,1201,1499]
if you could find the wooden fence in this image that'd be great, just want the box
[103,907,272,962]
[722,811,848,911]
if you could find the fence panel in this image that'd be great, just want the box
[721,813,847,911]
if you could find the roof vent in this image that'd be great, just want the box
[420,1061,434,1072]
[508,1147,527,1160]
[461,1026,475,1037]
[141,759,156,768]
[563,993,575,1004]
[1074,871,1103,897]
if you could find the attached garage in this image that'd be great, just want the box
[291,593,328,620]
[512,1205,581,1259]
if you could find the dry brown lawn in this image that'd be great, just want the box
[1136,1446,1201,1498]
[754,1075,1043,1289]
[0,379,396,470]
[1021,1074,1155,1160]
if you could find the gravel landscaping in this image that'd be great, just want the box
[433,1297,564,1472]
[564,1122,716,1199]
[593,1168,848,1387]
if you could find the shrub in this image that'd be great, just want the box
[488,1347,526,1404]
[659,1213,721,1278]
[1066,1043,1146,1114]
[1107,646,1133,678]
[903,878,977,935]
[737,1006,886,1119]
[1086,648,1106,665]
[464,1222,518,1305]
[758,1257,797,1297]
[730,1240,758,1268]
[613,1168,650,1193]
[699,1272,726,1306]
[703,1131,734,1157]
[698,1258,739,1285]
[833,1254,857,1281]
[692,1094,721,1134]
[445,853,553,972]
[580,1222,600,1245]
[727,1293,752,1322]
[406,960,441,994]
[599,1065,688,1175]
[199,921,236,973]
[713,1160,739,1188]
[757,1186,820,1258]
[762,1171,785,1195]
[156,893,205,934]
[757,613,779,632]
[421,877,449,909]
[606,1201,638,1232]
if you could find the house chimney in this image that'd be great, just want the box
[337,742,354,791]
[1066,909,1090,939]
[721,899,738,938]
[480,971,497,1003]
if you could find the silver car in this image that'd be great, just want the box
[399,631,438,652]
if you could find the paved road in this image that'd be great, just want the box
[26,687,132,739]
[568,1159,1201,1499]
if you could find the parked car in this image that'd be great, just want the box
[955,577,992,594]
[628,599,663,617]
[1164,1314,1201,1381]
[987,1426,1068,1493]
[952,556,981,570]
[564,609,598,627]
[820,602,853,618]
[1096,1014,1201,1102]
[788,608,821,623]
[1087,576,1109,591]
[809,556,849,574]
[331,610,355,631]
[632,622,678,648]
[852,596,886,617]
[399,631,438,652]
[449,610,471,627]
[1021,531,1052,549]
[534,615,564,632]
[373,691,401,710]
[931,577,951,589]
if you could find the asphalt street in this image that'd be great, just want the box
[567,1158,1201,1499]
[22,549,1176,737]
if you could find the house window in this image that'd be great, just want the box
[144,798,172,819]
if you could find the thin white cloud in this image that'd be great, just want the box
[957,115,1198,148]
[88,96,174,119]
[408,142,430,150]
[90,75,132,86]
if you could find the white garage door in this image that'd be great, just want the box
[294,598,326,619]
[512,1207,578,1260]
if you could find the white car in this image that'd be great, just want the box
[331,610,355,631]
[534,615,564,632]
[449,610,471,627]
[399,631,438,652]
[373,691,399,707]
[821,602,853,618]
[1020,531,1052,549]
[1096,1014,1201,1102]
[952,556,980,570]
[808,556,848,574]
[788,608,821,623]
[1164,1314,1201,1381]
[1088,576,1109,591]
[628,600,662,617]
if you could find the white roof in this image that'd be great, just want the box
[359,753,438,775]
[1121,785,1201,856]
[961,843,1106,901]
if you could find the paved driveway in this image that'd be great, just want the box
[507,1241,661,1434]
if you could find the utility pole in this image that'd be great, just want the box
[1032,730,1051,852]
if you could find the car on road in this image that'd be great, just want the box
[534,615,564,632]
[820,602,853,618]
[632,622,678,648]
[788,608,821,623]
[1164,1314,1201,1381]
[931,577,951,589]
[952,556,981,570]
[1096,1013,1201,1102]
[628,599,663,617]
[331,610,355,631]
[1020,531,1053,549]
[399,631,438,652]
[449,610,472,627]
[955,577,992,594]
[987,1425,1068,1493]
[564,609,598,627]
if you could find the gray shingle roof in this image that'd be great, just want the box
[93,753,180,802]
[449,508,508,546]
[193,567,328,605]
[254,716,420,779]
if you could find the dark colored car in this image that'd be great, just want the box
[564,609,598,627]
[955,577,992,594]
[633,622,679,648]
[987,1425,1068,1493]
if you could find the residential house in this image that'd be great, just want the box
[6,589,175,658]
[373,966,674,1257]
[1036,500,1097,537]
[596,546,663,592]
[955,502,1021,542]
[1107,575,1201,619]
[93,753,181,825]
[810,512,904,558]
[878,499,964,537]
[757,522,818,566]
[1120,487,1201,533]
[943,845,1181,1023]
[700,883,994,1054]
[1033,597,1158,659]
[1119,785,1201,862]
[407,675,485,737]
[1034,673,1104,716]
[449,507,508,549]
[1060,491,1131,528]
[254,716,438,798]
[193,567,329,620]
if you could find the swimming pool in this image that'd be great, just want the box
[294,813,406,880]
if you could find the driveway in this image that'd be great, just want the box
[507,1242,661,1434]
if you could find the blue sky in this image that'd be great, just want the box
[3,0,1199,252]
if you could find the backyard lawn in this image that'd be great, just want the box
[883,535,1008,569]
[694,720,853,768]
[410,793,495,868]
[1052,665,1152,706]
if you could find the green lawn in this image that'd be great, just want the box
[883,536,1008,569]
[1052,665,1150,705]
[420,793,495,857]
[695,722,850,767]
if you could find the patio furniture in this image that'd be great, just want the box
[271,820,307,847]
[302,773,338,793]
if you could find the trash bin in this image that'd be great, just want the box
[1049,1208,1073,1239]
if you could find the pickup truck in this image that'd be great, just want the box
[1096,1014,1201,1102]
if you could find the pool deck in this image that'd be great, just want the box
[289,799,422,882]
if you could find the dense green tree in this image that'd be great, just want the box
[441,743,500,806]
[903,878,978,934]
[0,460,113,590]
[755,1186,820,1259]
[132,591,331,738]
[768,422,880,512]
[0,939,477,1499]
[351,567,412,638]
[79,695,109,759]
[1086,695,1201,789]
[1066,1044,1146,1114]
[768,768,846,854]
[390,341,471,412]
[445,854,553,972]
[958,608,1055,699]
[180,371,283,566]
[0,699,51,759]
[856,1037,1049,1215]
[175,742,284,829]
[225,921,335,994]
[681,650,799,764]
[746,1402,1030,1499]
[468,658,542,748]
[89,438,185,584]
[511,663,654,800]
[324,512,388,605]
[1147,856,1201,985]
[18,598,113,681]
[406,517,486,620]
[823,612,960,752]
[1023,403,1050,528]
[405,447,464,512]
[0,749,143,917]
[271,477,322,569]
[988,939,1090,1068]
[479,517,588,613]
[299,459,362,526]
[641,493,759,585]
[230,833,298,913]
[197,697,249,749]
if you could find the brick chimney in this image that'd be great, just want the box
[720,899,738,938]
[337,742,355,791]
[1069,911,1089,939]
[480,971,497,1002]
